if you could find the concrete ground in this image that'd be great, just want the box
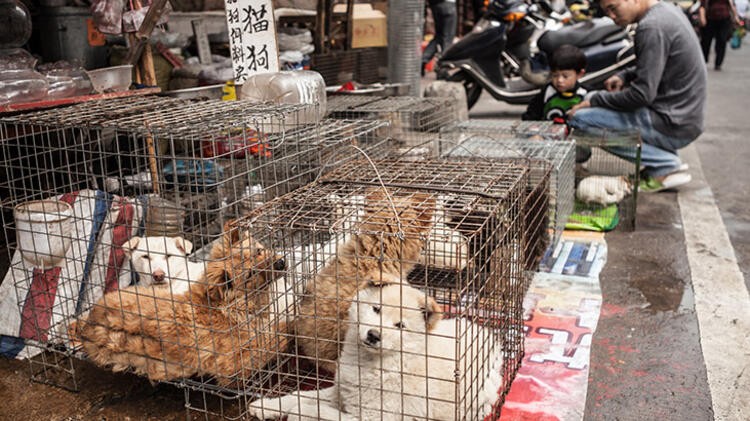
[457,42,750,420]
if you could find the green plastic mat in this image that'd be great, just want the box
[565,200,620,232]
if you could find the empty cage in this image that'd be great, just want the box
[326,96,462,156]
[439,133,575,260]
[443,119,569,141]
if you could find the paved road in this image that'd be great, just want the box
[464,44,750,420]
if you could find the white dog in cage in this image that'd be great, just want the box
[250,282,502,421]
[123,236,205,295]
[123,235,298,322]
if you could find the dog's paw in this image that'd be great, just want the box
[248,399,283,420]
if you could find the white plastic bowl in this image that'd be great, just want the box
[86,65,133,94]
[14,200,73,269]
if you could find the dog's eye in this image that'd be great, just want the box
[141,255,150,260]
[372,306,380,314]
[394,322,405,329]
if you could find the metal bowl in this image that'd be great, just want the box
[162,84,225,100]
[86,65,133,94]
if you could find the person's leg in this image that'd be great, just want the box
[422,5,441,67]
[439,2,458,53]
[700,24,713,62]
[569,107,684,177]
[714,18,733,68]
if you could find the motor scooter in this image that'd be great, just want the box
[437,0,635,108]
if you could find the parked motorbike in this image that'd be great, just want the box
[437,0,636,108]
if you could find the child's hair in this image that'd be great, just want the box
[549,44,587,72]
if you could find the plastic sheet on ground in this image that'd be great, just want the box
[499,232,606,420]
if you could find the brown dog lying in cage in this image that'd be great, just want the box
[71,223,288,386]
[295,187,435,373]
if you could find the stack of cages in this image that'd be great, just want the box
[241,157,529,420]
[439,124,576,269]
[568,129,641,231]
[444,119,570,141]
[0,96,391,406]
[326,95,462,157]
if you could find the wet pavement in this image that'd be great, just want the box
[461,45,750,420]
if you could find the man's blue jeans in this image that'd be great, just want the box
[569,107,685,177]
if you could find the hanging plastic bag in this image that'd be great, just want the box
[730,29,742,49]
[91,0,125,35]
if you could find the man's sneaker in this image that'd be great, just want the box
[639,172,692,193]
[640,163,689,172]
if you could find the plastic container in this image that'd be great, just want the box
[0,69,49,105]
[14,200,74,269]
[0,0,32,49]
[86,64,133,93]
[144,195,185,237]
[240,70,327,126]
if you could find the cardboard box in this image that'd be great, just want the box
[333,3,388,49]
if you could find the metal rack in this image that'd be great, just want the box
[0,96,390,400]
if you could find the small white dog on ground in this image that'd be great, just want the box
[122,236,205,296]
[576,175,632,206]
[250,282,502,421]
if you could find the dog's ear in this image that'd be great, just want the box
[420,295,442,331]
[211,221,241,259]
[122,237,141,255]
[409,192,436,229]
[200,261,230,303]
[174,237,193,255]
[367,272,401,288]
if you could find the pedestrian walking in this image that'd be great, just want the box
[699,0,743,70]
[422,0,457,76]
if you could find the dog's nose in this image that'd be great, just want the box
[366,329,381,345]
[273,258,286,271]
[152,271,165,284]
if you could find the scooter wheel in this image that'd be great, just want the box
[447,71,482,110]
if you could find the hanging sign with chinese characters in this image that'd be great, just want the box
[224,0,280,83]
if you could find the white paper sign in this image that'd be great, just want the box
[224,0,280,83]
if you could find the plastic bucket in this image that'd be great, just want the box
[14,200,74,269]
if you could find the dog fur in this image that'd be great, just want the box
[295,188,435,373]
[576,175,632,206]
[72,223,289,385]
[122,236,205,295]
[250,283,501,420]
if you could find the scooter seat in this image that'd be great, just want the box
[538,18,626,55]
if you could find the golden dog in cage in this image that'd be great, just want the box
[70,222,288,386]
[294,187,436,373]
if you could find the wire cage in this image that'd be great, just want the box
[326,95,461,156]
[438,133,575,266]
[0,96,391,394]
[227,157,530,420]
[443,119,570,141]
[568,130,642,231]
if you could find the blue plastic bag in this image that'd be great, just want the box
[731,30,742,49]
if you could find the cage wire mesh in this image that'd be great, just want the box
[443,119,570,141]
[568,129,641,231]
[438,132,575,263]
[0,96,391,396]
[224,157,529,420]
[326,95,460,157]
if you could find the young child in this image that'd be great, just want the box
[522,44,592,122]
